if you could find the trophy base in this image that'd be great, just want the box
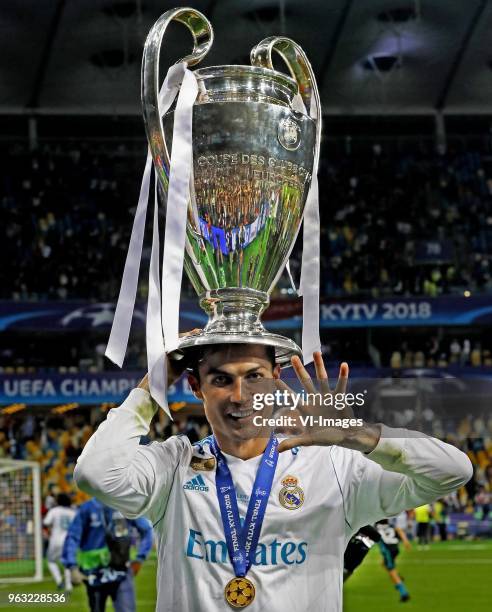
[174,288,301,367]
[177,329,301,367]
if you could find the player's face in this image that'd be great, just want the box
[189,345,280,442]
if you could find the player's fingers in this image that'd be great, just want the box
[275,379,295,394]
[290,356,316,395]
[273,379,297,410]
[335,362,349,395]
[313,351,330,394]
[278,434,313,453]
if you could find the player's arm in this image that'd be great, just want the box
[344,426,472,532]
[74,386,157,516]
[61,509,88,586]
[74,330,200,518]
[42,509,53,538]
[358,524,381,542]
[133,517,153,560]
[73,333,201,520]
[42,509,53,527]
[130,517,154,576]
[74,384,187,520]
[61,510,83,569]
[395,526,411,550]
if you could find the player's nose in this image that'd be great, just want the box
[230,378,244,404]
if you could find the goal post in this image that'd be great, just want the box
[0,459,43,583]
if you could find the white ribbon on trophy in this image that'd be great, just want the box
[282,92,321,365]
[146,173,167,411]
[299,92,321,364]
[106,62,197,416]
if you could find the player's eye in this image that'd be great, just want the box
[211,375,231,386]
[246,372,263,380]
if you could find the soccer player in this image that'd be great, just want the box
[61,497,153,612]
[343,524,381,581]
[74,344,472,611]
[43,493,76,591]
[376,518,411,602]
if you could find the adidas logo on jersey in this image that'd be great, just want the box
[183,474,209,492]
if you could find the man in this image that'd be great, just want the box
[74,344,471,611]
[414,503,433,550]
[61,497,153,612]
[375,518,411,602]
[43,493,76,591]
[432,499,448,540]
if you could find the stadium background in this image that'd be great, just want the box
[1,0,492,609]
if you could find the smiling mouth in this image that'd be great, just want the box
[227,409,255,421]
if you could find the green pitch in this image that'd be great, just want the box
[0,541,490,610]
[344,540,492,611]
[0,561,36,579]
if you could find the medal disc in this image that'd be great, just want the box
[224,577,256,608]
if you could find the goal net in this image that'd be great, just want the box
[0,460,42,582]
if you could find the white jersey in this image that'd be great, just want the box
[74,389,471,612]
[376,522,399,546]
[43,506,76,561]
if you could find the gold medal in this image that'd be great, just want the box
[224,577,256,608]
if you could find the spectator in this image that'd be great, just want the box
[414,503,433,550]
[61,498,153,612]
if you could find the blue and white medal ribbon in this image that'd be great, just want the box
[209,435,279,606]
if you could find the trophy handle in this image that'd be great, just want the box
[141,7,214,192]
[250,37,321,164]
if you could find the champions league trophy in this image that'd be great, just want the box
[141,7,321,366]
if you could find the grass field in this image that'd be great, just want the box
[0,540,490,611]
[344,540,492,611]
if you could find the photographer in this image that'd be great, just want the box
[61,497,153,612]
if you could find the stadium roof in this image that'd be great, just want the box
[2,0,492,116]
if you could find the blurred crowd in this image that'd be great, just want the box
[0,406,207,504]
[0,333,147,374]
[2,142,492,301]
[388,337,492,369]
[0,410,94,506]
[316,145,492,297]
[2,331,492,373]
[1,142,142,301]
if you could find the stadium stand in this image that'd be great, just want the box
[2,142,492,301]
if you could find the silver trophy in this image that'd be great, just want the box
[142,7,320,365]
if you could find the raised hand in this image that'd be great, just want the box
[138,328,202,390]
[275,352,379,453]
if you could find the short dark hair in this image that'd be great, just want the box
[186,343,276,382]
[57,493,71,507]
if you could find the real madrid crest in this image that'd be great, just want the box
[278,117,301,151]
[279,475,304,510]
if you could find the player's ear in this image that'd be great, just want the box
[187,373,203,400]
[273,364,281,380]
